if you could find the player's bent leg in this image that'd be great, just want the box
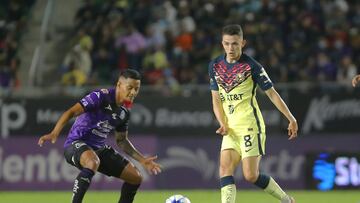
[242,156,289,202]
[79,150,101,171]
[94,146,140,203]
[73,149,99,203]
[219,149,241,203]
[262,176,291,202]
[219,149,241,177]
[242,156,261,183]
[118,162,142,203]
[119,162,142,184]
[64,141,99,203]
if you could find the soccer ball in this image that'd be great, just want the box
[165,194,191,203]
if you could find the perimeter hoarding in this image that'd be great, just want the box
[2,89,360,138]
[0,93,282,138]
[1,134,359,190]
[0,136,157,190]
[289,90,360,134]
[305,152,360,191]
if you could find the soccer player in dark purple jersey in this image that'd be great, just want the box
[38,69,161,203]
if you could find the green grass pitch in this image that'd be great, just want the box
[1,190,359,203]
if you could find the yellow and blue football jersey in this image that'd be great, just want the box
[209,53,273,135]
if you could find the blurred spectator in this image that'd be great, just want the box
[61,61,87,86]
[317,52,337,81]
[143,46,168,85]
[0,60,12,87]
[74,0,97,32]
[62,0,359,89]
[173,23,193,69]
[92,46,116,84]
[62,30,93,78]
[0,57,19,89]
[115,23,146,70]
[0,0,34,92]
[337,55,357,86]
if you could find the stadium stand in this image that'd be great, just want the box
[58,0,358,89]
[0,0,35,91]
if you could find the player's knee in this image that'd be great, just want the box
[134,173,143,185]
[129,171,142,185]
[243,171,258,183]
[219,163,234,177]
[219,165,227,177]
[84,157,100,171]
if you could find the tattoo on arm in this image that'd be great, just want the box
[115,132,143,161]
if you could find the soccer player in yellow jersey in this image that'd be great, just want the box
[209,24,298,203]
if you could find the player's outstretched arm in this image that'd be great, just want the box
[265,87,298,140]
[352,74,360,87]
[38,103,84,146]
[140,155,162,175]
[115,131,162,175]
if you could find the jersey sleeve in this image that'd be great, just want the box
[79,90,106,111]
[250,59,273,91]
[115,120,129,132]
[208,61,219,91]
[115,108,130,132]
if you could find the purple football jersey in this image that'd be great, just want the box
[64,88,130,149]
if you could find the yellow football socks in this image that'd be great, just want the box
[221,184,236,203]
[263,177,288,200]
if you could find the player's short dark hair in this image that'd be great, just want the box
[120,69,141,80]
[222,24,243,37]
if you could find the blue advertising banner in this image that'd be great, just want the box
[156,134,360,189]
[305,152,360,191]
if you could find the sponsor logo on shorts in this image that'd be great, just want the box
[74,142,86,149]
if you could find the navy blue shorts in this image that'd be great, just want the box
[64,140,129,177]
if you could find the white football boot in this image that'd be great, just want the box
[281,196,295,203]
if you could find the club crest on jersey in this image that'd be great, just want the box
[119,110,126,119]
[236,72,247,83]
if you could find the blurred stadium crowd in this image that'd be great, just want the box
[0,0,35,89]
[0,0,359,91]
